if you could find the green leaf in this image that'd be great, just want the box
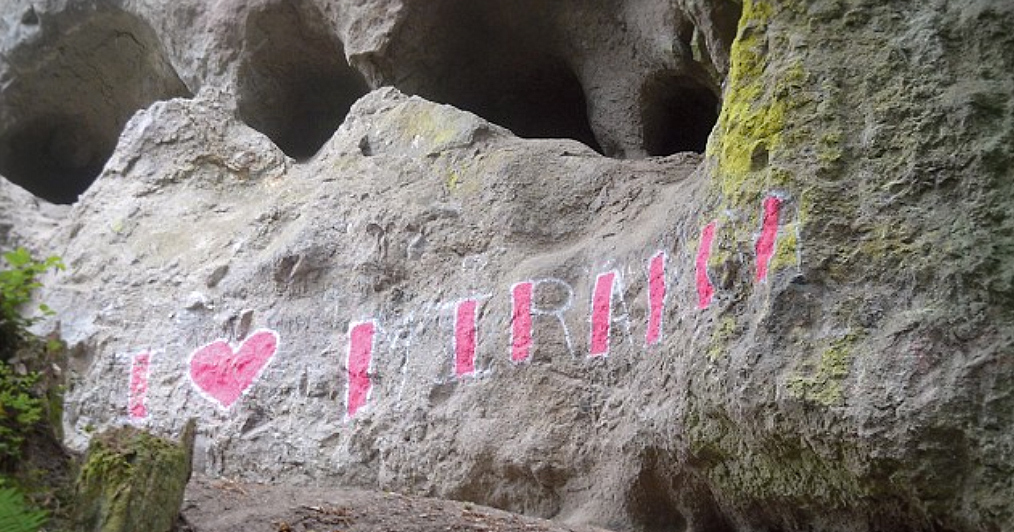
[0,487,48,532]
[0,249,64,331]
[2,249,31,268]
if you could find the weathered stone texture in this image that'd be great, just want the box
[1,1,1012,531]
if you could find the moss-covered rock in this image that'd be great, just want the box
[693,0,1014,529]
[74,420,195,532]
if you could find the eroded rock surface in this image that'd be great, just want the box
[1,1,1012,532]
[48,86,714,529]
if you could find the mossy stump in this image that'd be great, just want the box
[74,420,195,532]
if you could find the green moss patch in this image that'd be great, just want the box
[75,421,195,532]
[785,335,857,407]
[707,316,739,360]
[685,406,865,508]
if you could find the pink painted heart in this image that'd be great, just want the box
[189,330,279,408]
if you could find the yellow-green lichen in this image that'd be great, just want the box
[855,223,916,260]
[817,129,845,169]
[77,445,132,493]
[406,108,457,147]
[445,169,462,192]
[706,239,734,272]
[769,222,800,272]
[707,0,784,202]
[707,316,739,360]
[440,155,484,196]
[767,167,796,189]
[685,407,864,506]
[708,0,814,208]
[383,103,474,155]
[706,437,863,506]
[785,335,856,406]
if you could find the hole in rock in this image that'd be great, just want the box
[388,0,604,154]
[236,1,369,160]
[626,463,689,532]
[641,73,720,156]
[750,142,769,170]
[0,8,191,204]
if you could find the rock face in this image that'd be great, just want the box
[0,177,68,251]
[1,1,1012,532]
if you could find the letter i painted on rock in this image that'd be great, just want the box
[755,195,782,282]
[511,282,534,363]
[455,299,479,377]
[646,251,667,346]
[346,320,375,419]
[128,352,151,422]
[589,271,618,357]
[696,221,717,309]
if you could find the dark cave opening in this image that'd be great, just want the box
[469,60,604,155]
[391,0,604,154]
[236,1,369,160]
[641,73,720,156]
[0,8,190,204]
[0,115,105,206]
[626,458,689,532]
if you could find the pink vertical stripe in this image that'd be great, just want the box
[346,321,375,419]
[455,299,478,377]
[646,252,666,345]
[129,352,150,421]
[755,195,782,282]
[511,282,533,362]
[590,272,616,356]
[696,221,717,309]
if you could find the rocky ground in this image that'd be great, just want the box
[178,476,613,532]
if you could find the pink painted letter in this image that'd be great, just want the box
[511,282,534,362]
[755,195,782,282]
[511,279,575,361]
[590,271,617,356]
[455,299,478,377]
[696,221,717,309]
[346,321,375,419]
[646,251,667,346]
[128,352,150,421]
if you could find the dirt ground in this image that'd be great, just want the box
[177,475,615,532]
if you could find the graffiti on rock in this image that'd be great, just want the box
[755,195,783,282]
[645,251,667,346]
[589,271,619,357]
[188,330,279,409]
[346,320,376,419]
[510,282,535,363]
[125,194,792,419]
[454,298,481,377]
[128,352,151,422]
[695,220,718,309]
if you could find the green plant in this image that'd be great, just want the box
[0,248,64,334]
[0,249,62,530]
[0,363,43,462]
[0,485,48,532]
